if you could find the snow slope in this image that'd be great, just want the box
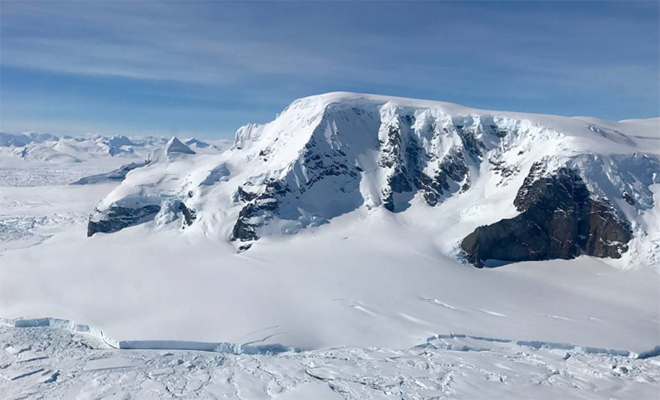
[1,212,658,352]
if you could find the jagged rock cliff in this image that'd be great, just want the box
[461,165,632,267]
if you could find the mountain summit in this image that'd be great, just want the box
[86,92,660,268]
[166,137,196,155]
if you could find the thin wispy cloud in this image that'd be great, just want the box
[1,1,657,137]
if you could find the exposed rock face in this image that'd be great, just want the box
[231,122,363,243]
[87,205,161,237]
[579,200,632,258]
[461,165,632,267]
[179,202,197,228]
[377,108,472,211]
[227,103,536,245]
[230,180,287,242]
[417,149,470,206]
[88,199,197,237]
[379,124,415,212]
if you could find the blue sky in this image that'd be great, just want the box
[1,1,658,138]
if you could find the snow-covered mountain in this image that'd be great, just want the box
[0,133,229,186]
[184,137,224,151]
[87,92,660,269]
[0,133,153,164]
[0,132,227,164]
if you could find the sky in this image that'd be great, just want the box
[1,1,658,139]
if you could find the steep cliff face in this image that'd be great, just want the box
[85,93,660,268]
[228,99,490,244]
[461,166,632,267]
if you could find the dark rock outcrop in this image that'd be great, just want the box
[230,180,288,242]
[454,124,485,158]
[461,166,632,267]
[416,149,470,207]
[87,204,161,237]
[231,210,259,242]
[377,119,472,211]
[231,130,362,243]
[379,125,415,212]
[179,202,196,228]
[300,138,359,193]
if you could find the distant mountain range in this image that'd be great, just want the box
[0,132,228,164]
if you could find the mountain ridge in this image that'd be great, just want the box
[0,132,227,164]
[85,92,660,268]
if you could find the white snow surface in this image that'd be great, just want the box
[0,93,659,397]
[1,323,659,400]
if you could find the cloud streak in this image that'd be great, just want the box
[1,1,657,137]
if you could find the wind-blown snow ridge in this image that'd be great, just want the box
[3,320,658,400]
[418,333,660,359]
[2,316,657,360]
[0,317,300,355]
[0,317,118,349]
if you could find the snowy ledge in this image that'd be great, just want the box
[0,317,301,355]
[2,316,658,360]
[418,333,660,360]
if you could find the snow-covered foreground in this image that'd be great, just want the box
[1,323,659,400]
